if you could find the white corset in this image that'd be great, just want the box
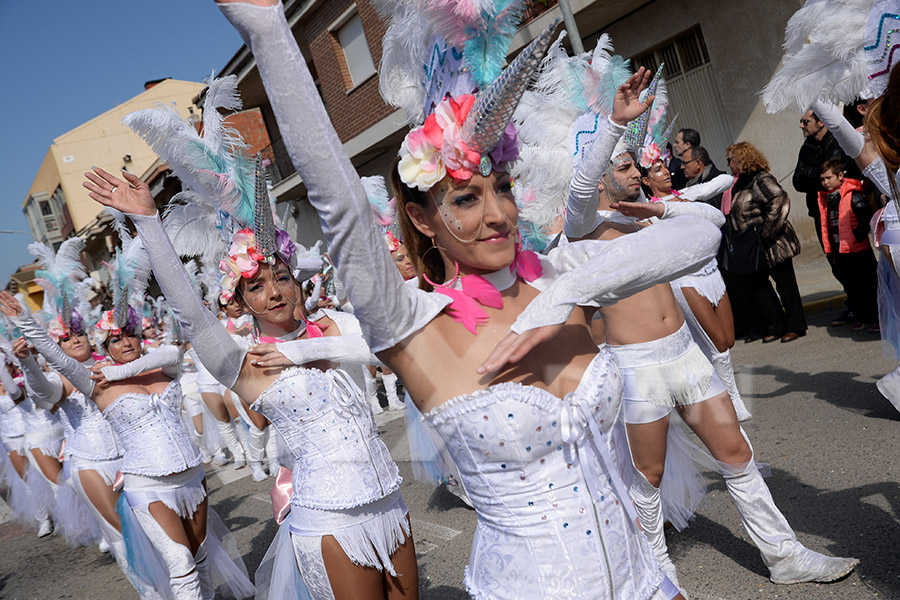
[0,394,25,439]
[252,367,401,510]
[60,391,120,461]
[103,381,201,476]
[424,350,663,600]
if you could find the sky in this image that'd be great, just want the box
[0,1,245,285]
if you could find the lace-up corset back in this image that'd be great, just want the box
[60,390,120,460]
[0,394,25,438]
[253,367,401,510]
[424,350,662,600]
[102,381,201,476]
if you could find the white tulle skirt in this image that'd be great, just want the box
[54,459,102,547]
[0,447,32,525]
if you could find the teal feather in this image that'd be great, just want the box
[463,0,525,88]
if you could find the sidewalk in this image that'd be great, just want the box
[793,245,847,315]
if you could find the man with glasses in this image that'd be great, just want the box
[680,146,726,208]
[792,109,857,250]
[670,128,700,189]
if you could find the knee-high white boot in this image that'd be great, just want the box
[362,367,383,415]
[215,420,246,469]
[133,510,202,600]
[247,425,268,481]
[876,364,900,414]
[109,536,165,600]
[265,428,281,475]
[193,539,214,600]
[630,468,684,594]
[383,372,405,410]
[722,437,858,584]
[710,350,751,421]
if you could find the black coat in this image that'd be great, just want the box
[670,156,687,190]
[792,131,861,218]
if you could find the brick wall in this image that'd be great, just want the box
[223,107,272,156]
[304,0,394,142]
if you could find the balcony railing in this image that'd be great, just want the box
[522,0,558,25]
[259,137,296,187]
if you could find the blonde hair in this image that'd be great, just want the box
[727,142,770,174]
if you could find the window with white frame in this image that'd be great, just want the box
[332,9,376,89]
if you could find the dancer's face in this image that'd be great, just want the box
[605,154,643,203]
[391,243,417,280]
[642,160,672,197]
[106,333,141,364]
[142,326,158,340]
[237,259,303,331]
[59,332,93,362]
[407,171,518,278]
[224,297,244,319]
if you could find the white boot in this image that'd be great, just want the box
[109,536,165,600]
[37,515,53,538]
[248,425,268,481]
[722,444,858,584]
[215,420,246,469]
[99,537,110,553]
[876,365,900,414]
[193,540,214,600]
[363,367,383,415]
[630,469,685,595]
[711,349,751,421]
[134,510,202,600]
[383,372,405,410]
[265,428,281,475]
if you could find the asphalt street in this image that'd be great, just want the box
[1,309,898,600]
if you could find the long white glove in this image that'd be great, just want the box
[101,344,184,381]
[660,200,726,228]
[275,336,381,368]
[511,216,720,333]
[129,212,245,390]
[217,2,449,354]
[0,356,24,401]
[564,116,627,239]
[304,277,323,313]
[812,99,864,159]
[671,174,734,204]
[863,159,893,199]
[10,310,95,398]
[16,354,63,410]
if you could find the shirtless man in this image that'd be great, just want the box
[559,115,858,589]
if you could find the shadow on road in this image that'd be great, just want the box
[748,363,900,421]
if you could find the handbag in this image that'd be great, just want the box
[718,224,762,274]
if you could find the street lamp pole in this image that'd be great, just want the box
[558,0,584,54]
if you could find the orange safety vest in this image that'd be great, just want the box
[817,178,870,254]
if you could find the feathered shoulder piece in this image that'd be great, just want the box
[511,33,631,228]
[761,0,897,113]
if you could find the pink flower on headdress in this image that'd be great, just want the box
[399,126,446,191]
[47,315,66,343]
[385,232,401,252]
[433,95,480,181]
[94,310,121,345]
[218,227,297,303]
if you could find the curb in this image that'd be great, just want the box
[802,293,847,317]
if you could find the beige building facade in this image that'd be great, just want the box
[22,78,204,249]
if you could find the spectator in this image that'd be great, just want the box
[680,146,726,208]
[792,109,860,249]
[817,159,878,329]
[721,142,807,343]
[670,128,700,189]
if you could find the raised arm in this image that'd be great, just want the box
[101,344,184,382]
[125,211,246,390]
[16,353,64,410]
[564,117,625,238]
[0,292,95,398]
[212,2,456,353]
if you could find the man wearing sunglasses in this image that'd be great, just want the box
[792,109,859,251]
